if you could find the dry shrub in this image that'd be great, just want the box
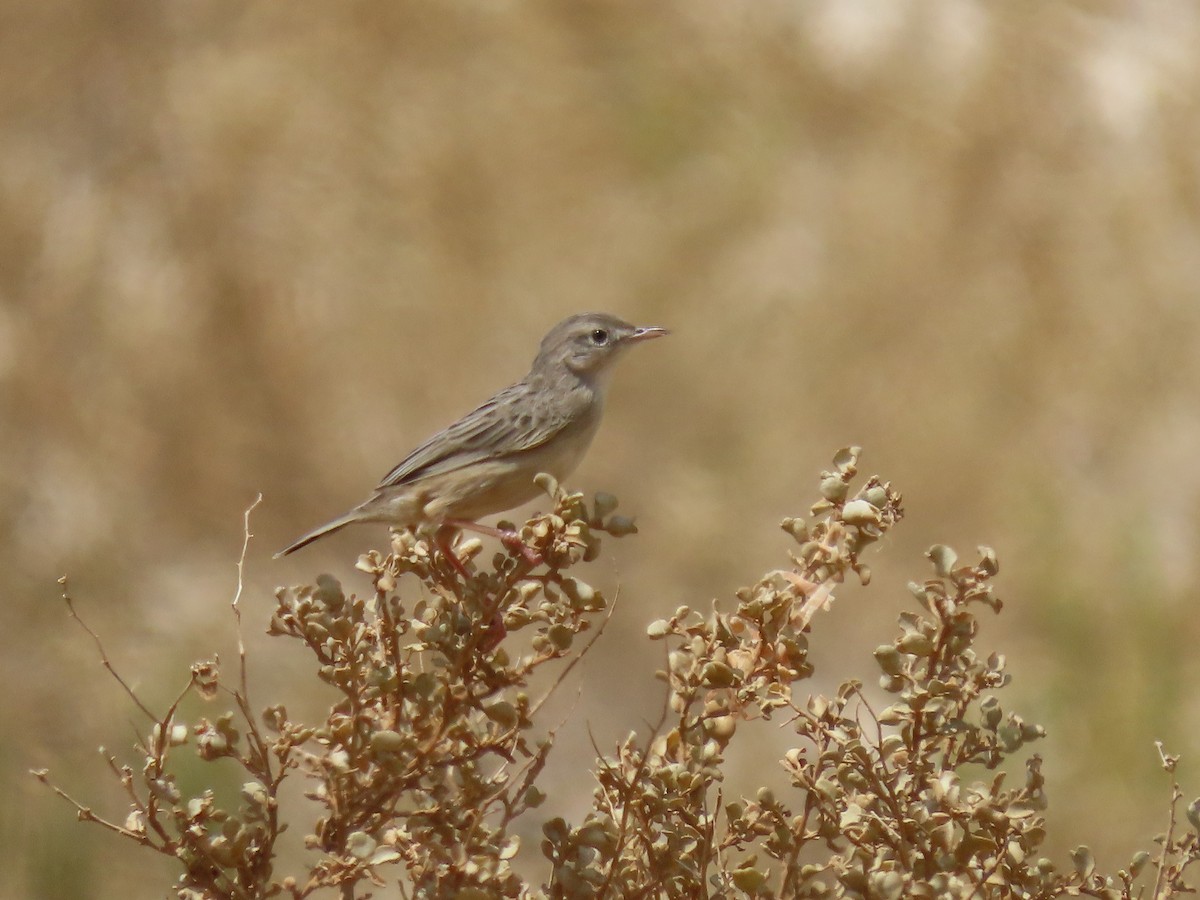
[37,450,1200,898]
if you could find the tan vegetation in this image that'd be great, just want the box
[5,2,1200,896]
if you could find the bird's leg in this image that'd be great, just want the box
[444,518,543,567]
[433,524,473,579]
[432,524,507,646]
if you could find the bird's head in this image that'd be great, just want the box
[532,313,669,382]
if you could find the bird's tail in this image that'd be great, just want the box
[274,512,361,558]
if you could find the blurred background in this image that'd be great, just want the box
[4,0,1200,895]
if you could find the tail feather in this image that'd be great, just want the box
[274,512,360,558]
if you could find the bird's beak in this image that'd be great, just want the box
[627,325,670,343]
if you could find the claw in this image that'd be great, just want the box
[499,530,543,567]
[434,525,473,578]
[444,518,542,568]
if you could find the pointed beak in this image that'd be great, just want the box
[627,325,670,343]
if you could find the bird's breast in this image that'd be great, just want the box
[541,406,603,480]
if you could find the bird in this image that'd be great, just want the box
[275,312,669,564]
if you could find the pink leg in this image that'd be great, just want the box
[444,519,542,567]
[438,522,510,649]
[433,525,473,579]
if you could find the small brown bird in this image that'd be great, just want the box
[276,312,668,561]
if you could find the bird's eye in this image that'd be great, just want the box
[590,328,610,345]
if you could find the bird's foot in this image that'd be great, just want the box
[500,530,543,568]
[434,525,473,579]
[445,519,543,569]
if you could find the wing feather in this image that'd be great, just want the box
[377,382,576,488]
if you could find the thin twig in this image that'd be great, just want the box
[58,575,157,721]
[30,768,152,844]
[529,586,620,719]
[594,661,673,899]
[1153,741,1181,900]
[231,493,263,704]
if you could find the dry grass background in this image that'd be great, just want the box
[4,1,1200,895]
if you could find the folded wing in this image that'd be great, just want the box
[377,382,575,488]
